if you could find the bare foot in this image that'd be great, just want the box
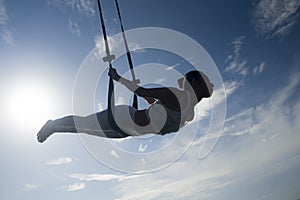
[37,120,55,143]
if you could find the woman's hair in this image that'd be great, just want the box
[178,70,211,97]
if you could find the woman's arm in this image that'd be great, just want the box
[117,76,158,103]
[109,68,177,105]
[142,97,156,104]
[109,68,156,104]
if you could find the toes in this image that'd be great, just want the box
[37,131,46,143]
[37,120,54,143]
[37,128,46,143]
[38,137,43,143]
[37,134,43,143]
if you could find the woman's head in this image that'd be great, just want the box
[177,70,214,99]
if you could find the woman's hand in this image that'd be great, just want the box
[108,68,121,81]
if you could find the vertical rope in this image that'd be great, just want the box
[96,0,127,137]
[115,0,138,109]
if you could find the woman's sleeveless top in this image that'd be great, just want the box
[146,92,192,135]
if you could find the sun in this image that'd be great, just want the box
[5,82,54,130]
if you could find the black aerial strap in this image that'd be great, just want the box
[115,0,138,109]
[96,0,127,136]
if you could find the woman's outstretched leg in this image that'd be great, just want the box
[37,115,82,143]
[37,108,131,143]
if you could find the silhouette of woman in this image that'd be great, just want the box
[37,68,214,143]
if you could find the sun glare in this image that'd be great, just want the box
[6,83,54,130]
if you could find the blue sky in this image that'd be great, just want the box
[1,0,300,199]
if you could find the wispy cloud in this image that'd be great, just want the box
[111,72,300,200]
[225,36,249,76]
[64,183,85,191]
[252,0,300,39]
[65,72,300,199]
[224,72,300,137]
[48,0,95,16]
[225,36,266,81]
[77,0,95,15]
[0,0,15,46]
[128,42,144,52]
[116,96,126,105]
[0,0,8,25]
[110,150,120,159]
[138,140,152,153]
[224,80,241,95]
[22,184,38,191]
[68,19,81,36]
[1,29,14,46]
[192,80,234,123]
[165,63,181,71]
[70,173,143,182]
[97,102,104,111]
[113,163,233,200]
[46,157,73,165]
[95,35,122,57]
[94,28,146,58]
[48,0,95,36]
[253,61,266,75]
[153,78,165,84]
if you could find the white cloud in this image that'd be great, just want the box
[224,72,300,138]
[94,30,148,59]
[224,80,241,96]
[253,62,266,75]
[68,19,81,36]
[252,0,300,39]
[97,102,104,111]
[192,80,234,123]
[71,173,119,181]
[138,143,149,153]
[0,0,8,25]
[48,0,95,36]
[1,29,15,46]
[22,184,38,191]
[0,0,14,46]
[110,72,300,200]
[70,173,143,182]
[113,163,234,200]
[225,36,249,76]
[95,35,121,58]
[192,97,212,122]
[65,183,85,191]
[110,150,120,159]
[153,78,165,84]
[48,0,95,16]
[128,42,144,52]
[232,35,245,54]
[46,157,73,165]
[165,63,180,71]
[116,96,126,105]
[66,72,300,199]
[78,0,95,15]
